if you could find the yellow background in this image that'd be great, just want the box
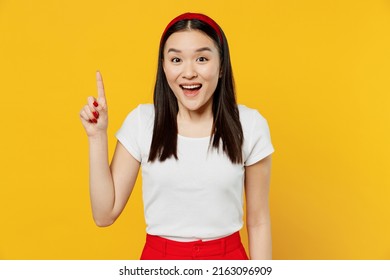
[0,0,389,259]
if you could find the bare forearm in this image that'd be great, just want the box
[247,223,272,260]
[88,132,115,226]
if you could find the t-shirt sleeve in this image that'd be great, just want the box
[115,106,142,162]
[244,110,275,166]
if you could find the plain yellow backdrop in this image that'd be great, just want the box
[0,0,389,259]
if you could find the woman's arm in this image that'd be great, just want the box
[88,137,140,227]
[80,72,140,227]
[244,155,272,259]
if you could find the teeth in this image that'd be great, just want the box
[182,85,201,89]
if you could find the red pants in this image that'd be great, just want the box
[140,231,249,260]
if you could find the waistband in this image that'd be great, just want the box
[145,231,242,258]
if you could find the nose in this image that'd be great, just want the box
[182,62,198,79]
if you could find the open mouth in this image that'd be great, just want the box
[180,84,202,90]
[180,84,202,96]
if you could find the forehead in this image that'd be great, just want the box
[164,30,218,53]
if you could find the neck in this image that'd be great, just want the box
[177,103,214,138]
[177,99,213,123]
[177,108,213,123]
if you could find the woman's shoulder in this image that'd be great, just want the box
[134,103,154,116]
[237,104,267,125]
[120,103,154,129]
[126,103,154,121]
[238,105,274,163]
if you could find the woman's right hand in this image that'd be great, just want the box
[80,71,108,137]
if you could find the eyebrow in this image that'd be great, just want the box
[167,47,213,53]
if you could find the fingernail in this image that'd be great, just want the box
[93,111,99,119]
[89,119,93,123]
[93,101,98,107]
[92,119,98,123]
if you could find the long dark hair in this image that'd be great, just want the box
[148,17,243,164]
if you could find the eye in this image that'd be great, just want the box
[197,57,208,62]
[171,57,181,63]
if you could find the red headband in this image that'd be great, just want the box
[161,13,223,45]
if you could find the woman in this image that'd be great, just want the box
[79,12,274,260]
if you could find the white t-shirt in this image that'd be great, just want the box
[116,104,274,241]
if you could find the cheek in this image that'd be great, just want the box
[201,66,220,85]
[163,65,180,82]
[202,61,220,77]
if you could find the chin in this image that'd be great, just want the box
[183,104,202,111]
[186,101,212,112]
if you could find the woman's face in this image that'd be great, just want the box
[163,30,220,115]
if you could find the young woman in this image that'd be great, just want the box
[79,13,274,260]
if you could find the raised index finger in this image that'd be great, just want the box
[96,71,105,98]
